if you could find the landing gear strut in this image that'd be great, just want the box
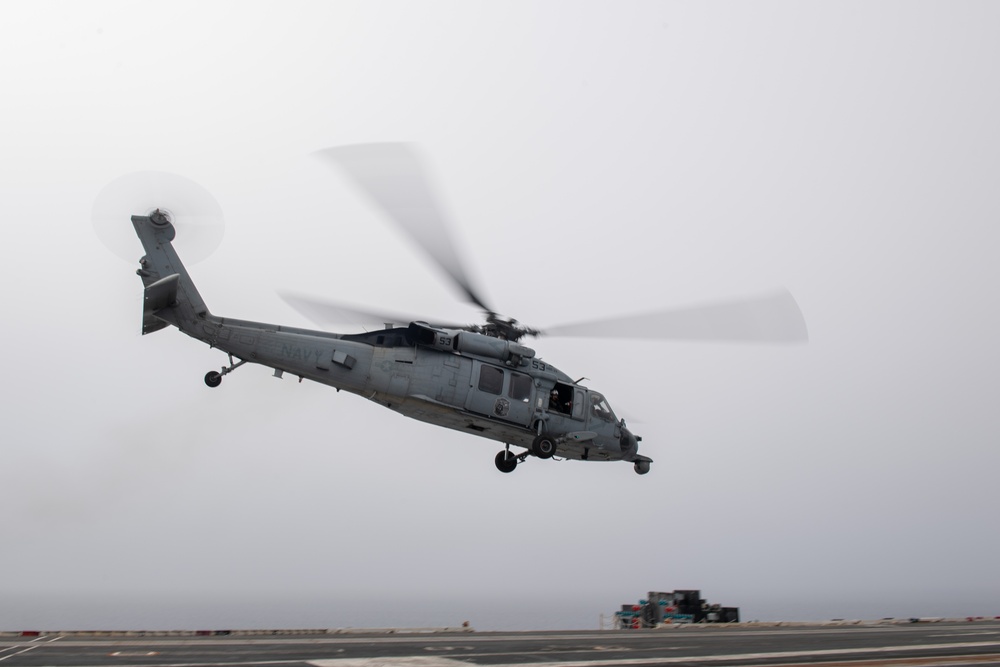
[204,353,247,388]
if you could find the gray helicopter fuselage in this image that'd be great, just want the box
[132,213,645,468]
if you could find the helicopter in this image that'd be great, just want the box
[118,144,808,475]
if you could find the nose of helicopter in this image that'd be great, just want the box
[620,425,639,456]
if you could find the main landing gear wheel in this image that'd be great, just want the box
[634,460,651,475]
[495,450,518,473]
[531,434,557,459]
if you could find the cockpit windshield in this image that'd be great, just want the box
[589,392,616,423]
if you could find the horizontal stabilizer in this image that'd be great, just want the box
[145,273,179,311]
[142,273,180,335]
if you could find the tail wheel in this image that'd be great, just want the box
[495,450,518,473]
[204,371,223,388]
[531,435,557,459]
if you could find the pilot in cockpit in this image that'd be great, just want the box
[591,393,614,422]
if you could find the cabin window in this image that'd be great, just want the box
[548,383,574,415]
[478,365,504,395]
[509,372,531,402]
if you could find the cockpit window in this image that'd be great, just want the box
[590,393,616,422]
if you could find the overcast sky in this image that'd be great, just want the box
[1,1,998,631]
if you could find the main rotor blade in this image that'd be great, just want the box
[279,291,466,331]
[315,143,493,314]
[542,289,808,343]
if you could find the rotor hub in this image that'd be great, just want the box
[148,208,174,226]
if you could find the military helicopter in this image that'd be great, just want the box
[106,144,807,475]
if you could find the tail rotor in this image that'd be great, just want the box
[92,170,225,264]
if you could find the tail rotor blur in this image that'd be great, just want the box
[92,171,225,264]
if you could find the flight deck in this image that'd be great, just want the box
[2,621,1000,667]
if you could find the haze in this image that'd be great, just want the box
[1,1,998,631]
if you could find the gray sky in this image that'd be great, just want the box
[1,1,998,631]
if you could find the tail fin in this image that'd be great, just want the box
[132,214,211,335]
